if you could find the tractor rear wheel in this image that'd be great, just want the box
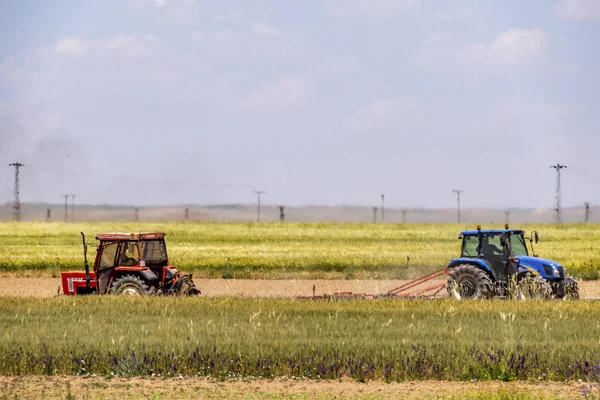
[446,264,492,299]
[516,276,552,300]
[110,275,150,296]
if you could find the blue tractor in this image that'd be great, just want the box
[446,225,579,299]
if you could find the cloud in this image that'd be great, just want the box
[54,37,83,54]
[1,33,172,104]
[431,8,485,25]
[457,28,547,68]
[251,22,280,39]
[482,96,578,158]
[327,0,417,20]
[55,34,160,57]
[554,0,600,18]
[343,97,411,131]
[128,0,202,27]
[245,75,314,112]
[492,96,577,121]
[0,105,88,202]
[215,8,244,24]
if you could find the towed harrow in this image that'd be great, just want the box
[297,268,449,300]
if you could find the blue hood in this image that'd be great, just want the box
[517,256,564,279]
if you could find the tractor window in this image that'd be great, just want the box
[141,240,168,266]
[98,242,119,270]
[461,235,479,257]
[510,235,528,257]
[117,241,139,266]
[481,234,504,258]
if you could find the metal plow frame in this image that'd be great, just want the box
[297,268,449,300]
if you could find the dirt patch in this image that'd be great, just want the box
[0,376,585,399]
[1,277,600,299]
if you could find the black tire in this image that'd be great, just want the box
[110,275,150,296]
[446,264,492,299]
[180,275,200,296]
[561,275,580,300]
[517,275,552,300]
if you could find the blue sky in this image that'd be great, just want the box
[1,0,599,208]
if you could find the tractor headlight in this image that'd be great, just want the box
[552,266,559,276]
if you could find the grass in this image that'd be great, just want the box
[1,297,600,382]
[1,222,600,279]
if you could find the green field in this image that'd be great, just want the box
[1,222,600,279]
[0,296,599,385]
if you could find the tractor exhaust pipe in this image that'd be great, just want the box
[81,232,91,289]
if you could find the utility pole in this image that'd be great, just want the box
[185,208,189,221]
[452,190,465,224]
[551,164,567,224]
[279,206,285,222]
[585,202,591,223]
[505,210,510,225]
[71,194,76,223]
[46,208,51,223]
[134,207,140,222]
[402,209,407,224]
[8,163,24,221]
[60,194,72,222]
[373,207,378,223]
[380,194,385,223]
[252,190,265,222]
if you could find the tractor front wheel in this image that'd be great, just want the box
[516,276,552,300]
[560,275,580,300]
[446,264,492,300]
[180,275,200,296]
[110,275,150,296]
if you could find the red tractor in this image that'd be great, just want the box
[61,232,200,296]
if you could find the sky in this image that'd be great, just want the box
[0,0,599,209]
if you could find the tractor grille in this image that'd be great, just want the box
[543,264,564,278]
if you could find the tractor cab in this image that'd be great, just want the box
[458,226,528,284]
[446,225,578,299]
[61,232,200,296]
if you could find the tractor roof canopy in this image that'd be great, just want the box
[95,232,166,241]
[460,229,524,236]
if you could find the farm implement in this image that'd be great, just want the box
[61,232,200,296]
[300,225,579,300]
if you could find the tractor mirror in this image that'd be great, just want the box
[534,232,539,243]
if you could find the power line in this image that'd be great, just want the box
[452,190,465,224]
[252,190,265,222]
[26,164,259,190]
[8,162,24,222]
[550,164,567,223]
